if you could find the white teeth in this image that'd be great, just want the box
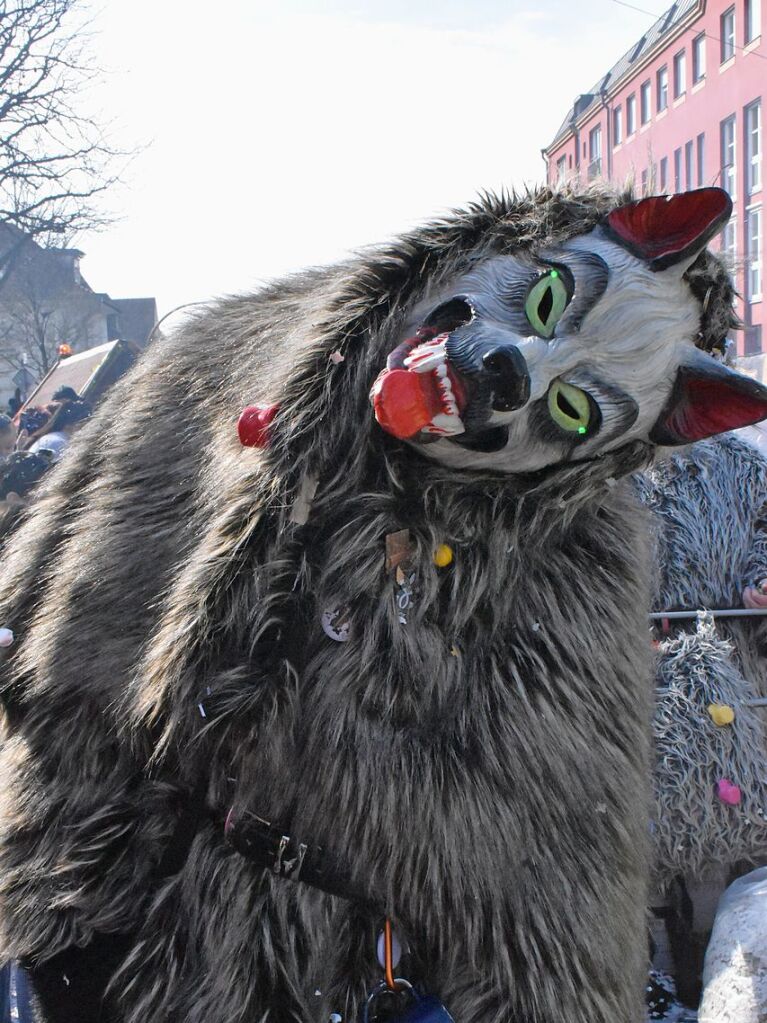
[437,373,457,413]
[402,335,465,436]
[425,413,464,436]
[404,340,447,373]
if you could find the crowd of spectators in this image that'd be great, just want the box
[0,388,92,528]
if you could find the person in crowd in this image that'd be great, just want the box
[15,407,50,451]
[51,386,80,402]
[0,416,16,468]
[0,451,52,540]
[28,399,91,462]
[6,389,22,418]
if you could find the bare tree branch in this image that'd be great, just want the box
[0,0,126,262]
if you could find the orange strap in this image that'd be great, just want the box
[384,918,397,991]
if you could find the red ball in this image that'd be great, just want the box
[237,404,279,448]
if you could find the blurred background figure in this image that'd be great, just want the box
[27,399,91,462]
[15,407,50,451]
[6,390,23,419]
[51,386,80,402]
[0,450,52,540]
[0,451,52,505]
[0,416,16,468]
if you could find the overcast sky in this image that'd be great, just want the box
[81,0,660,318]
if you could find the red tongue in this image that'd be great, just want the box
[371,368,446,440]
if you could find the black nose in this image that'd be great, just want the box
[482,346,530,412]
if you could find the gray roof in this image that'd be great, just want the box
[109,298,159,347]
[544,0,700,151]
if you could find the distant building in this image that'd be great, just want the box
[0,224,158,403]
[542,0,763,371]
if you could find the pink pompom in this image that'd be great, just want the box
[0,628,14,648]
[716,778,742,806]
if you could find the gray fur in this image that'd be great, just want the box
[652,615,767,886]
[638,434,767,888]
[0,186,738,1023]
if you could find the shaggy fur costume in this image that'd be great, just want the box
[639,435,767,886]
[0,188,743,1023]
[636,434,767,1009]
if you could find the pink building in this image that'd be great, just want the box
[542,0,764,367]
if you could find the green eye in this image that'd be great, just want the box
[524,270,570,338]
[548,380,593,435]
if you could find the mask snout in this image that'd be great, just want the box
[481,346,531,412]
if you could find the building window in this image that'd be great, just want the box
[697,132,706,186]
[721,6,736,61]
[556,155,567,184]
[641,80,651,124]
[674,147,682,191]
[721,114,737,197]
[721,217,737,262]
[747,205,762,299]
[657,67,668,112]
[744,325,763,355]
[673,50,686,97]
[685,140,694,190]
[626,94,637,134]
[692,33,706,82]
[746,99,761,194]
[660,156,669,191]
[613,106,623,145]
[588,125,602,178]
[745,0,761,43]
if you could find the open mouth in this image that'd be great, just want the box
[370,331,470,441]
[452,425,510,452]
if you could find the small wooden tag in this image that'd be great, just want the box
[385,528,414,574]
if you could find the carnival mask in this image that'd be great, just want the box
[371,188,767,473]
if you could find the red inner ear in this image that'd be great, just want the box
[606,188,732,270]
[653,371,767,444]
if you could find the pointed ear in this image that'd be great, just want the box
[650,350,767,445]
[604,188,732,272]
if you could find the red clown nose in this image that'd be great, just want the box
[237,404,279,448]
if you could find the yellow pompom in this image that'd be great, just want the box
[434,544,454,568]
[708,703,735,727]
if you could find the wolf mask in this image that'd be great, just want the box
[372,188,767,472]
[0,186,766,1023]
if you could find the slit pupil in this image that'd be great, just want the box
[537,286,554,325]
[557,391,579,420]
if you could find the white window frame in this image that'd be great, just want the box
[721,216,737,263]
[657,67,669,112]
[556,155,567,185]
[745,0,761,44]
[721,114,737,198]
[640,80,651,124]
[746,205,762,301]
[660,155,669,191]
[697,132,706,187]
[626,94,637,134]
[673,50,686,97]
[692,33,706,82]
[613,105,623,145]
[588,125,602,178]
[745,99,761,195]
[721,6,736,61]
[674,147,682,192]
[685,140,694,191]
